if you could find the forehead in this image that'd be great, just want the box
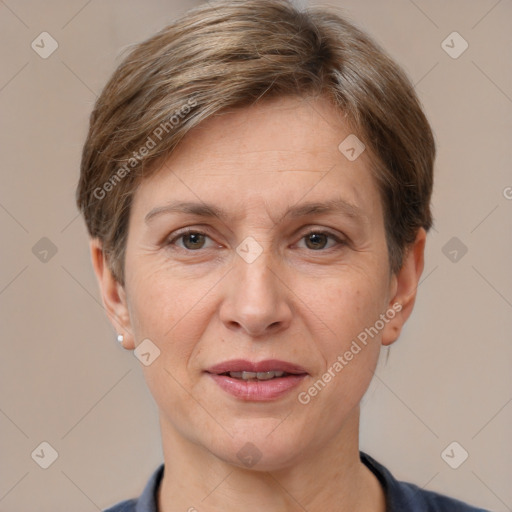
[131,95,382,225]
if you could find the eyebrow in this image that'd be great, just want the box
[144,197,367,225]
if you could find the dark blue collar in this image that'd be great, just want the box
[128,451,487,512]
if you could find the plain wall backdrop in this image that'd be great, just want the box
[1,0,511,510]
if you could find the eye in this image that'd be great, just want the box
[297,230,345,251]
[167,229,216,251]
[165,228,345,253]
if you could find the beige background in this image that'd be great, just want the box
[1,0,511,510]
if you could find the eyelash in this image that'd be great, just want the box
[165,227,346,252]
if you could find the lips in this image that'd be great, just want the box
[206,359,308,375]
[205,359,308,401]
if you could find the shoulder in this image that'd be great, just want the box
[360,451,490,512]
[102,463,165,512]
[392,479,490,511]
[103,499,137,512]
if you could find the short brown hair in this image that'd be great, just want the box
[76,0,435,286]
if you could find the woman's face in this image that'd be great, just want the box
[115,95,413,470]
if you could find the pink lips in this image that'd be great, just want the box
[205,359,308,401]
[206,359,308,375]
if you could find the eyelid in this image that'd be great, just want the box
[165,225,347,251]
[300,227,344,239]
[296,228,346,249]
[166,226,219,248]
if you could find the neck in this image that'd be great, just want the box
[156,407,386,512]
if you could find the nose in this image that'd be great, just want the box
[219,251,293,338]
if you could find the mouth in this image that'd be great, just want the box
[206,359,309,378]
[218,370,294,381]
[205,359,308,401]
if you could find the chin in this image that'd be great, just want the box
[208,426,308,472]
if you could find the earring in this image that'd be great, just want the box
[116,333,124,344]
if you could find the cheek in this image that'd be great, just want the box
[302,268,388,386]
[306,267,389,344]
[127,256,210,332]
[298,278,386,433]
[125,265,201,370]
[125,268,210,434]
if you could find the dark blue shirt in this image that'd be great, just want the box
[103,451,490,511]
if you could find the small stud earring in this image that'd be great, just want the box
[116,333,124,344]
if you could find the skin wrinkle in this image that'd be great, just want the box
[143,197,368,233]
[75,4,438,506]
[195,169,321,175]
[91,95,425,512]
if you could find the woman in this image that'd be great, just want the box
[76,1,489,510]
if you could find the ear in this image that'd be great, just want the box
[89,238,135,350]
[381,228,426,346]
